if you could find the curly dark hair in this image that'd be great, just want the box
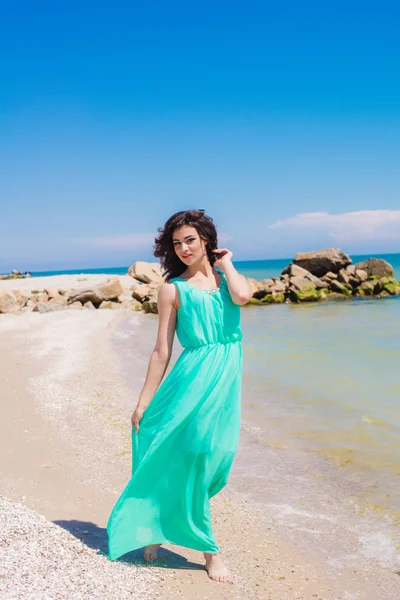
[154,209,218,280]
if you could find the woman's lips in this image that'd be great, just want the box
[182,254,192,259]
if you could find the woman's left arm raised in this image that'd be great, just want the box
[213,248,253,306]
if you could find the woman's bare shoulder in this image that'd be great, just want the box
[158,281,178,305]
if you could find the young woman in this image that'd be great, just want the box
[107,209,252,584]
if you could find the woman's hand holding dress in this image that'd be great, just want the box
[131,405,145,434]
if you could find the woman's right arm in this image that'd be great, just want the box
[131,281,178,433]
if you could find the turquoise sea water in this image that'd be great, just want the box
[241,296,400,520]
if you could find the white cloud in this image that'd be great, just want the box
[269,210,400,244]
[217,233,234,245]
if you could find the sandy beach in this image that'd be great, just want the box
[1,275,400,599]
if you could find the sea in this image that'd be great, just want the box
[29,253,400,575]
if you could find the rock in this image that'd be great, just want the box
[293,248,352,277]
[354,258,393,278]
[118,291,134,303]
[286,264,311,278]
[32,292,49,304]
[21,299,36,312]
[270,280,287,293]
[271,292,285,303]
[0,272,26,280]
[131,284,155,303]
[246,278,260,295]
[324,292,350,301]
[379,276,396,286]
[44,288,60,299]
[260,294,275,304]
[281,263,292,276]
[47,294,68,307]
[96,278,123,300]
[383,282,400,295]
[289,276,315,292]
[68,277,123,306]
[355,269,368,282]
[289,284,320,302]
[120,299,143,311]
[306,274,329,289]
[337,269,351,285]
[83,301,96,310]
[377,290,391,298]
[68,301,83,310]
[345,265,357,276]
[252,278,287,299]
[321,272,338,282]
[372,278,397,294]
[0,290,19,313]
[142,300,158,314]
[360,280,376,295]
[348,275,361,288]
[330,280,352,295]
[12,290,31,307]
[98,301,115,309]
[260,278,275,291]
[36,301,65,313]
[248,297,265,305]
[252,288,269,300]
[285,264,328,290]
[128,261,164,284]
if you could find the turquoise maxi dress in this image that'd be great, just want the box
[107,269,243,560]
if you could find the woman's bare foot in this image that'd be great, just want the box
[143,544,162,561]
[204,552,234,583]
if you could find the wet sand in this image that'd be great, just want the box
[1,304,400,599]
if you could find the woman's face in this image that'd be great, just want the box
[172,225,207,265]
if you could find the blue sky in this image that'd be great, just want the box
[1,1,399,272]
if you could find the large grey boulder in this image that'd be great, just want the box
[293,248,352,277]
[290,276,315,292]
[285,263,328,289]
[354,258,393,278]
[355,269,368,282]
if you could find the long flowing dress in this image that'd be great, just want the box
[107,269,243,560]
